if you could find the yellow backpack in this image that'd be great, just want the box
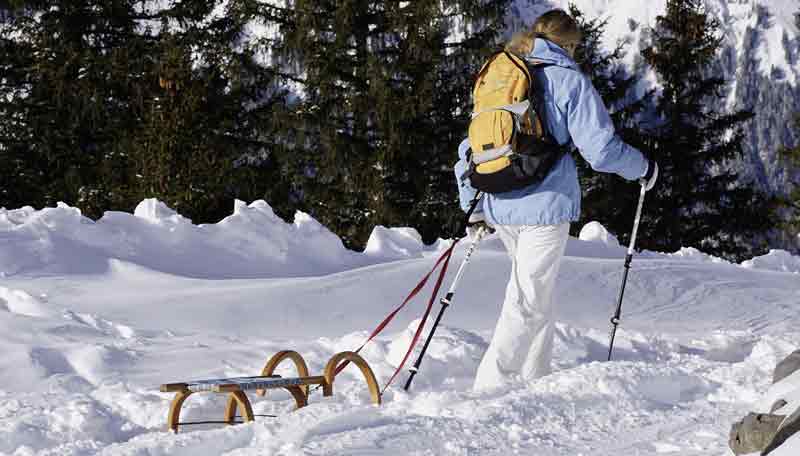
[465,50,567,194]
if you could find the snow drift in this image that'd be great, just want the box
[0,199,799,455]
[0,199,439,279]
[3,200,795,280]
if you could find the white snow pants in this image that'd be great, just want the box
[474,223,570,391]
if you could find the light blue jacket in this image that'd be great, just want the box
[454,38,649,225]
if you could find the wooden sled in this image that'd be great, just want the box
[159,350,380,433]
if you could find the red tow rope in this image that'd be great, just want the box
[334,239,461,392]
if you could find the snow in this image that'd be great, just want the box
[0,199,436,279]
[752,357,800,455]
[0,287,54,318]
[363,226,428,260]
[741,249,800,274]
[578,221,621,247]
[1,199,799,455]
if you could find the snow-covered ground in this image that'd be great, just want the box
[1,200,799,455]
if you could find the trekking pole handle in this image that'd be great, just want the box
[459,192,485,235]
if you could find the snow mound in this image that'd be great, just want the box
[364,226,425,260]
[5,200,788,279]
[666,247,730,264]
[564,221,626,258]
[133,198,188,225]
[741,249,800,274]
[578,221,620,247]
[0,287,53,318]
[63,311,136,339]
[386,319,487,389]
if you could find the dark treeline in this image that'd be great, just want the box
[779,115,800,243]
[0,0,292,225]
[0,0,793,260]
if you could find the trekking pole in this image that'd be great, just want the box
[607,183,647,361]
[403,193,485,391]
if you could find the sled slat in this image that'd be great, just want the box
[160,382,188,392]
[214,376,326,392]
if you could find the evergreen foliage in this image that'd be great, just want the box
[271,0,509,247]
[632,0,775,260]
[125,0,290,223]
[777,115,800,250]
[0,0,288,223]
[1,1,142,215]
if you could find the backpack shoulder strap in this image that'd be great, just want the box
[502,51,533,90]
[523,61,559,142]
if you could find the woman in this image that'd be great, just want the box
[454,9,658,391]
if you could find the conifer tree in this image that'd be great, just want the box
[636,0,776,260]
[127,0,290,222]
[0,2,31,208]
[273,1,509,247]
[0,1,145,215]
[777,115,800,250]
[0,0,289,222]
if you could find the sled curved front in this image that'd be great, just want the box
[323,351,381,405]
[258,350,311,397]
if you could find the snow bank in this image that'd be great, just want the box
[741,249,800,274]
[5,201,796,279]
[0,200,435,279]
[571,222,800,270]
[666,247,731,264]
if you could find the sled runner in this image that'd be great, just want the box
[159,350,380,433]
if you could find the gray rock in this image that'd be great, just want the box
[729,413,786,455]
[774,350,800,384]
[763,407,800,455]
